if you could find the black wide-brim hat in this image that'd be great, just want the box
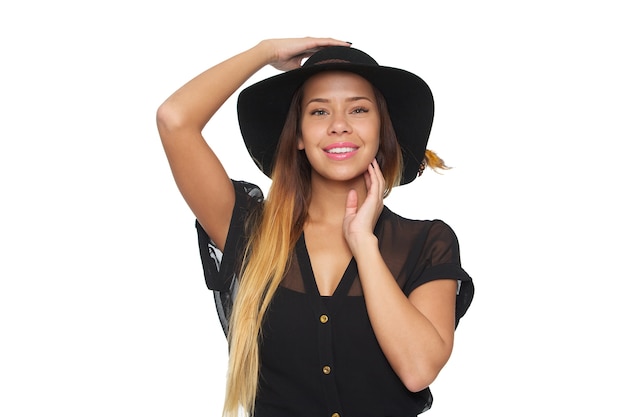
[237,46,434,185]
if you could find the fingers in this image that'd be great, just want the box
[345,188,358,216]
[302,37,352,49]
[372,158,385,185]
[268,37,352,71]
[344,160,384,243]
[366,158,385,200]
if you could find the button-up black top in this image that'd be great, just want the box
[196,181,474,417]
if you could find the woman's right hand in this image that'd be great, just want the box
[261,37,351,72]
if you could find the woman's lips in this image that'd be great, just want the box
[323,143,359,160]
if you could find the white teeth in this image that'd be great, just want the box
[326,147,356,154]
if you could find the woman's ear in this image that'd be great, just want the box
[297,136,304,150]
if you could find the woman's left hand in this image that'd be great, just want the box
[343,159,385,252]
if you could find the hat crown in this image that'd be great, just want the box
[303,46,379,68]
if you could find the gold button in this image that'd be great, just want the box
[331,413,340,417]
[322,365,331,375]
[320,314,329,323]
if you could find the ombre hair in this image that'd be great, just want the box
[222,77,405,417]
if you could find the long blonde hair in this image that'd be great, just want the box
[222,81,442,416]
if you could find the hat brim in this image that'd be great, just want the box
[237,61,434,185]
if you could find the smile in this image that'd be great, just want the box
[323,143,359,161]
[325,147,358,154]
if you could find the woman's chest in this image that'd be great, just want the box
[303,228,353,296]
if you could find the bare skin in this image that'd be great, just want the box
[157,37,457,393]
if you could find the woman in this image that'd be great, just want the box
[157,37,474,417]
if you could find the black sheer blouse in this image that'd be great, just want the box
[196,181,474,417]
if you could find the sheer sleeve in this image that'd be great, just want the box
[195,180,264,335]
[406,220,474,328]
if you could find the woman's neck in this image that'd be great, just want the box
[306,176,367,226]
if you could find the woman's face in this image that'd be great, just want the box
[298,71,380,183]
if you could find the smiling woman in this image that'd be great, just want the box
[298,71,381,185]
[156,37,474,417]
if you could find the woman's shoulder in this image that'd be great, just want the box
[232,179,264,201]
[382,206,452,231]
[380,207,462,249]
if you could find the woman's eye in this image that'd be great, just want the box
[352,107,369,114]
[310,109,327,116]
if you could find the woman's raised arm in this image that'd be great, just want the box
[156,38,350,250]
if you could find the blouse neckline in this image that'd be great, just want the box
[296,233,358,299]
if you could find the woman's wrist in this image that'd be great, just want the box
[254,39,278,66]
[348,233,379,261]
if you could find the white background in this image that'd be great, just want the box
[1,0,624,415]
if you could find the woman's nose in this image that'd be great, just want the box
[328,114,351,135]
